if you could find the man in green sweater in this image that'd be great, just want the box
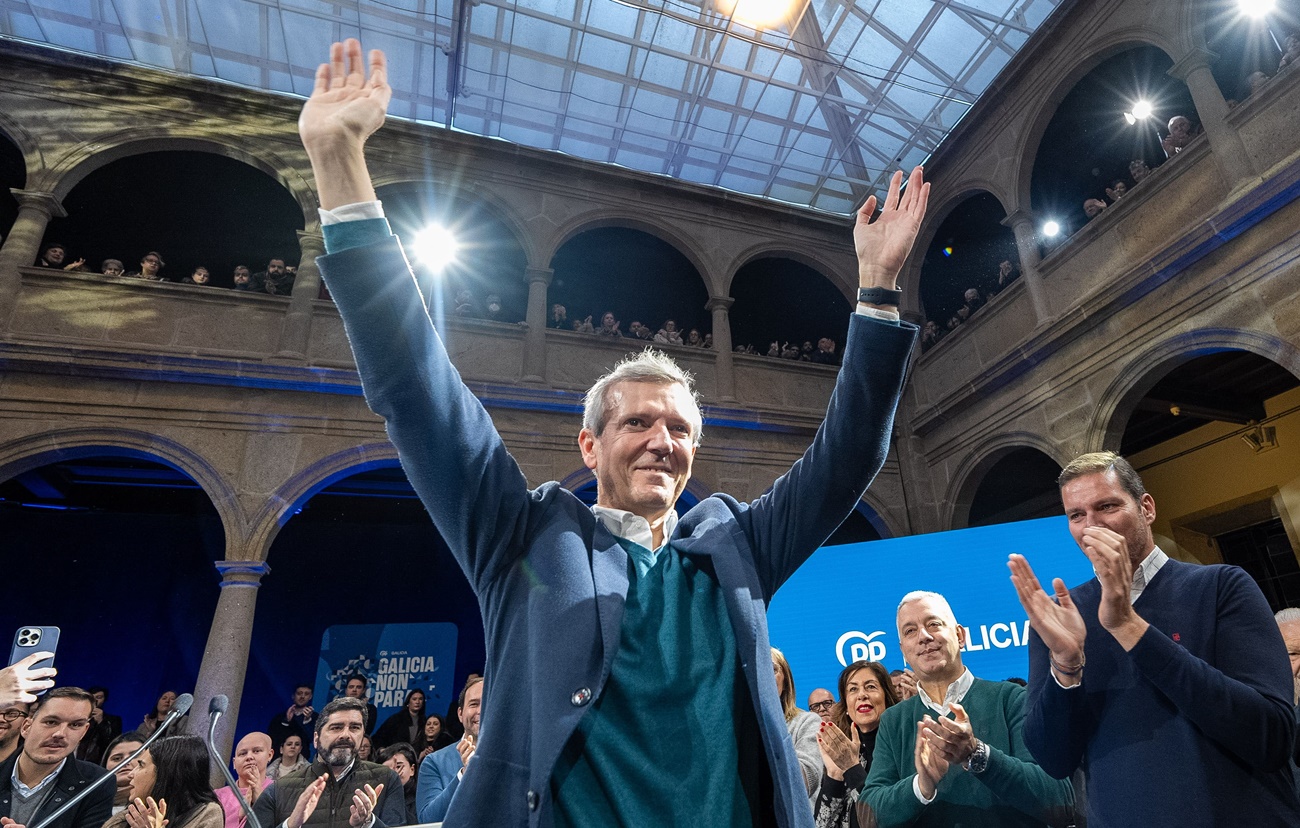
[861,592,1074,827]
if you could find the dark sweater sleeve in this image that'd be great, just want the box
[252,782,280,828]
[372,769,408,827]
[973,684,1075,825]
[73,773,115,828]
[1127,565,1296,769]
[1023,613,1093,779]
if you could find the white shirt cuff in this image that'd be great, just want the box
[855,303,901,321]
[1051,668,1083,690]
[319,201,385,225]
[912,774,936,804]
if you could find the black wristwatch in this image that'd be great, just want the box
[963,740,990,774]
[858,286,902,306]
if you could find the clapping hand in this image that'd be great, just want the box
[1008,553,1087,685]
[816,721,859,781]
[125,797,168,828]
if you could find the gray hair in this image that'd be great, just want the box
[896,590,957,633]
[1276,608,1300,624]
[1058,451,1146,503]
[582,349,702,446]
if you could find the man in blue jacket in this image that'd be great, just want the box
[1009,451,1300,825]
[415,678,481,822]
[299,39,926,828]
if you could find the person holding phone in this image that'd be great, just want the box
[1,654,57,710]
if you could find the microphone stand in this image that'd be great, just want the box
[31,694,195,828]
[203,695,263,828]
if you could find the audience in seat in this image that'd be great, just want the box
[182,267,212,287]
[808,688,836,723]
[373,690,427,754]
[101,259,125,277]
[378,743,418,824]
[0,708,24,766]
[771,648,823,798]
[548,303,568,329]
[0,687,114,828]
[1161,115,1199,157]
[920,320,944,352]
[890,668,916,700]
[36,243,86,271]
[231,266,254,291]
[1280,31,1300,70]
[252,697,405,828]
[105,735,224,828]
[129,253,166,282]
[252,258,294,295]
[266,733,309,781]
[77,686,122,765]
[102,731,146,814]
[415,677,482,825]
[1010,451,1300,826]
[1104,180,1126,202]
[215,732,273,828]
[138,691,178,737]
[596,311,622,337]
[1128,159,1151,185]
[654,319,684,345]
[268,684,315,757]
[861,591,1074,827]
[418,716,452,760]
[1082,198,1106,219]
[343,676,378,737]
[813,660,898,827]
[811,337,839,365]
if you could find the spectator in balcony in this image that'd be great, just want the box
[596,311,622,337]
[1161,115,1199,157]
[782,342,801,360]
[963,288,984,315]
[946,315,962,334]
[955,306,972,324]
[549,303,568,329]
[1279,31,1300,70]
[453,289,478,317]
[767,341,782,358]
[920,320,943,352]
[231,266,254,291]
[1245,70,1271,99]
[800,341,814,361]
[572,315,595,334]
[687,329,705,348]
[654,319,683,345]
[129,252,166,281]
[1083,198,1107,219]
[811,337,839,365]
[628,320,653,341]
[182,267,213,287]
[101,259,125,277]
[993,259,1019,295]
[483,293,503,321]
[36,242,86,271]
[252,258,293,295]
[703,333,713,349]
[1129,159,1151,185]
[1105,180,1127,202]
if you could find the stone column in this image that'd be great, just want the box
[707,296,736,402]
[192,560,270,783]
[1167,47,1258,190]
[1001,210,1051,324]
[0,190,66,330]
[522,266,553,383]
[274,229,326,361]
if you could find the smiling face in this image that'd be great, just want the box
[898,596,966,684]
[1061,470,1156,568]
[843,667,888,732]
[459,681,483,739]
[425,717,441,740]
[579,380,698,523]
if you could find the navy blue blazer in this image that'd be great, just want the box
[0,755,113,828]
[320,236,915,828]
[415,743,463,823]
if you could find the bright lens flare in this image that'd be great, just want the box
[1131,100,1153,120]
[411,225,459,272]
[1042,221,1061,238]
[716,0,798,29]
[1238,0,1275,18]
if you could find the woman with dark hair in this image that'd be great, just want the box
[813,661,899,828]
[771,647,823,796]
[378,742,419,824]
[372,689,427,752]
[103,731,147,815]
[138,692,177,737]
[417,714,453,761]
[102,735,223,828]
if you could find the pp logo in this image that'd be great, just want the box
[836,630,888,666]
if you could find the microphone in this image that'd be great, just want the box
[204,694,263,828]
[31,693,196,828]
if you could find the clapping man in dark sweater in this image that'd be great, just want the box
[1010,451,1300,826]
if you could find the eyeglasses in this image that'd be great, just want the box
[809,701,835,712]
[0,710,27,722]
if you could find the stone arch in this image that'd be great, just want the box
[247,442,401,562]
[1089,328,1300,453]
[909,187,1016,321]
[0,110,44,183]
[858,492,900,539]
[0,427,241,557]
[40,134,317,226]
[723,243,855,300]
[946,433,1070,530]
[1011,34,1184,210]
[543,212,718,297]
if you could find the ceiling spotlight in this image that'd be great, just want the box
[1131,100,1153,120]
[716,0,797,29]
[1042,220,1061,237]
[1238,0,1275,18]
[411,225,459,272]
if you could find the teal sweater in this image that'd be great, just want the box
[862,678,1073,827]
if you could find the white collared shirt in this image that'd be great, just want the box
[592,506,679,579]
[11,758,66,798]
[911,668,975,805]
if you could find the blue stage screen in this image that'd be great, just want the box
[767,516,1095,697]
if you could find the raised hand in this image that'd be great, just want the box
[287,775,328,828]
[853,166,930,291]
[349,783,383,828]
[913,719,950,800]
[816,721,859,781]
[0,651,56,709]
[1008,554,1087,683]
[1079,526,1148,649]
[456,733,477,768]
[125,797,168,828]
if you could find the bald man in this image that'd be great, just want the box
[216,732,274,828]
